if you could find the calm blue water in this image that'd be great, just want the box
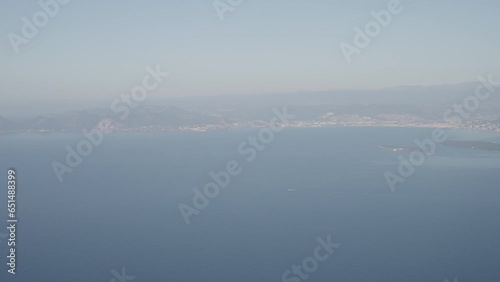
[0,127,499,282]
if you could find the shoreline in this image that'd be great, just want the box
[2,123,500,135]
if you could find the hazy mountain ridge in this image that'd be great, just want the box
[2,83,500,132]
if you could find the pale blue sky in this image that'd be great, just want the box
[1,0,499,107]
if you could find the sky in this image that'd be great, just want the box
[1,0,500,115]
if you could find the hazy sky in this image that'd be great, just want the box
[1,0,500,109]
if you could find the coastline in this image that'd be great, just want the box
[2,121,500,135]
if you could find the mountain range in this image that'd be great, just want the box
[2,82,500,132]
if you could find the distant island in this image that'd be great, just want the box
[379,141,500,154]
[441,140,500,152]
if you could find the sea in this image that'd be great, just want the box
[0,127,499,282]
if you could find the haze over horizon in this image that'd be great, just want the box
[0,80,491,118]
[1,0,500,109]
